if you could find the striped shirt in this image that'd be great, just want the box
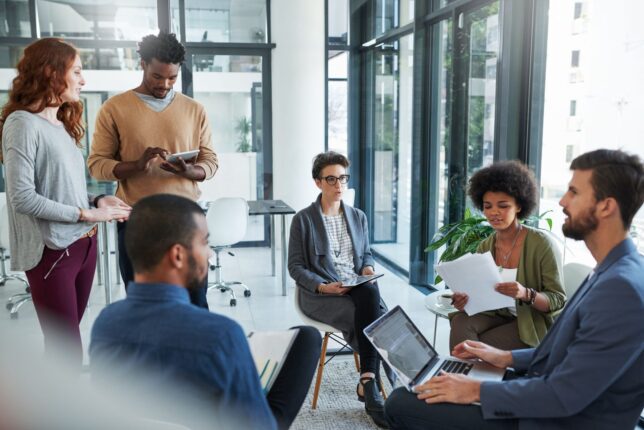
[322,213,356,280]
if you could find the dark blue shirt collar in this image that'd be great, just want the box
[126,282,191,304]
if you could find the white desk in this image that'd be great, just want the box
[248,200,295,296]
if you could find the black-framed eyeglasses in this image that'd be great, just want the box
[319,174,350,185]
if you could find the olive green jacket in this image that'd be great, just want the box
[476,226,566,347]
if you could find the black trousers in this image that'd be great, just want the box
[267,325,321,430]
[347,282,382,375]
[384,388,519,430]
[117,221,209,308]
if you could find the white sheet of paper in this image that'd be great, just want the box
[435,252,514,315]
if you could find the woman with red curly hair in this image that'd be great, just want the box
[0,38,131,364]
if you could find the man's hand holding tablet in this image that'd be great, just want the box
[160,149,205,180]
[165,149,199,163]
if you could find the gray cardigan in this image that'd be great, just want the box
[2,111,95,271]
[288,195,376,349]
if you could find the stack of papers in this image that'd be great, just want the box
[247,329,299,394]
[435,252,514,315]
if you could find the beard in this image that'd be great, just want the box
[562,206,599,240]
[186,254,207,292]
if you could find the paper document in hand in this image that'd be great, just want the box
[435,252,514,315]
[247,329,298,394]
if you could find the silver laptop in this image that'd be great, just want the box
[364,306,504,391]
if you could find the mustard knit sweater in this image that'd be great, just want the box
[87,90,218,206]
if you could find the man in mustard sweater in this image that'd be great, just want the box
[88,32,218,308]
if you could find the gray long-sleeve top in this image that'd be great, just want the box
[2,111,95,271]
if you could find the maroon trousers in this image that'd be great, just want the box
[25,235,97,365]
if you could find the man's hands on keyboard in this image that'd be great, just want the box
[452,340,513,369]
[414,372,481,405]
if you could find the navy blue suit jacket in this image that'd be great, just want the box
[480,238,644,429]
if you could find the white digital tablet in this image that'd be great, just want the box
[166,149,199,163]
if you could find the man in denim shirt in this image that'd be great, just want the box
[90,194,320,429]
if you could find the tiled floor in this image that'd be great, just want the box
[0,246,452,363]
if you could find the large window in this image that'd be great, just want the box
[374,0,414,37]
[328,51,348,154]
[371,35,413,269]
[174,0,267,43]
[540,0,644,258]
[0,0,30,37]
[37,0,158,40]
[326,0,349,155]
[431,1,499,227]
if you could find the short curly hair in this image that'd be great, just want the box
[138,32,185,64]
[312,151,350,179]
[467,160,538,220]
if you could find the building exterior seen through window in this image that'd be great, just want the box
[540,0,644,260]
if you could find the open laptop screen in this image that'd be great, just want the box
[364,306,437,382]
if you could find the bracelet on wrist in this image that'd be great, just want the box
[93,194,107,207]
[78,207,85,222]
[529,288,537,305]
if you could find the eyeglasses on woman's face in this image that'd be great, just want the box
[319,174,350,185]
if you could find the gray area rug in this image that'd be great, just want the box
[292,358,393,430]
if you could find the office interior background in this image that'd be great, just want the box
[0,1,643,427]
[1,0,642,288]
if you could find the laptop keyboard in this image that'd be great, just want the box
[434,359,473,376]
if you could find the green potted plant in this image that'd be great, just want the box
[425,208,553,283]
[235,117,252,153]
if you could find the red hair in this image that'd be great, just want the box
[0,38,84,162]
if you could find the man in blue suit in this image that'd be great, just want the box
[384,149,644,430]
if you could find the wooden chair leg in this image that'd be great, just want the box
[353,351,360,373]
[380,380,387,400]
[312,332,330,409]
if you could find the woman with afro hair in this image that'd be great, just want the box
[449,160,566,351]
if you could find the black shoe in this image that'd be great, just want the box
[357,377,384,402]
[361,377,389,429]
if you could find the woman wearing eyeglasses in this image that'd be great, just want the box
[288,151,389,429]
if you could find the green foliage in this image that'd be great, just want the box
[235,117,252,153]
[425,208,553,284]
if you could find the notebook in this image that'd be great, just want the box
[364,306,504,391]
[247,329,299,393]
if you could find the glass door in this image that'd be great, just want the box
[371,34,414,271]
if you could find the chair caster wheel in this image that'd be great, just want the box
[244,290,251,297]
[10,312,18,320]
[230,299,237,307]
[209,265,215,271]
[6,303,12,310]
[220,288,226,293]
[0,281,5,287]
